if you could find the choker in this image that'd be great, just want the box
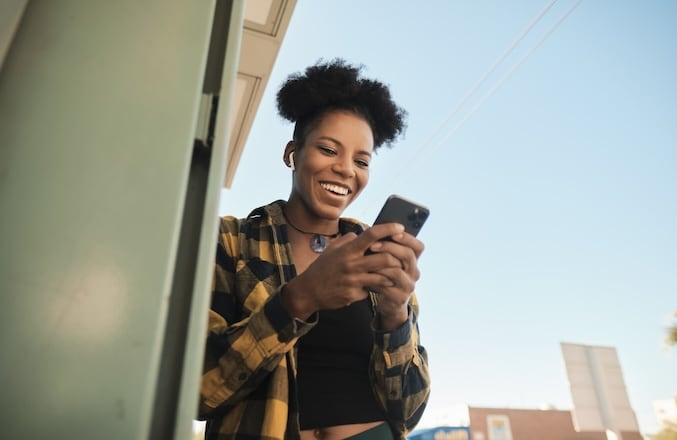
[284,214,339,253]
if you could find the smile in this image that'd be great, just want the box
[320,182,350,196]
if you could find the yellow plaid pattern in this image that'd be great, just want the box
[198,201,430,439]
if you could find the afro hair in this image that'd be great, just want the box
[276,58,407,150]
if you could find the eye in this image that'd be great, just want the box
[318,145,337,156]
[355,159,370,168]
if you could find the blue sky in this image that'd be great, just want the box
[219,0,677,434]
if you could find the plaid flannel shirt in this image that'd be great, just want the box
[199,200,430,440]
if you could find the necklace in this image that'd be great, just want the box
[284,214,340,253]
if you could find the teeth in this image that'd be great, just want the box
[321,183,349,195]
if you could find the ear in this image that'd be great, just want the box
[283,141,295,170]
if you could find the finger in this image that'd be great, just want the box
[325,232,358,250]
[369,240,420,277]
[388,232,425,258]
[359,223,405,250]
[368,267,416,294]
[362,250,404,273]
[366,286,411,314]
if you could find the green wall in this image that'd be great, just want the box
[0,1,241,438]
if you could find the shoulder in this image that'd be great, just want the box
[219,200,283,237]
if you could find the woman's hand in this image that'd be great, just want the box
[281,223,420,322]
[364,224,424,329]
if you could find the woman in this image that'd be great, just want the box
[199,59,430,440]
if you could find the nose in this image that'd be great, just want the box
[332,155,356,178]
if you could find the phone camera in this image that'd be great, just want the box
[408,209,427,230]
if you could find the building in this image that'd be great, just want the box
[409,426,472,440]
[467,406,644,440]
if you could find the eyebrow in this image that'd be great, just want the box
[317,136,373,157]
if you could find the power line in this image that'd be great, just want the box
[418,0,583,166]
[411,0,559,161]
[362,0,583,215]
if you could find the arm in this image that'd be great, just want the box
[198,217,315,419]
[369,292,430,436]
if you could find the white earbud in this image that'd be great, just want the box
[289,152,296,171]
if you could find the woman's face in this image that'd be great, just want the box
[288,110,374,221]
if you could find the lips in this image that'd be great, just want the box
[320,182,351,196]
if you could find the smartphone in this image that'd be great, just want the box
[372,194,430,237]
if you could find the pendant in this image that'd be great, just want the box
[310,234,328,253]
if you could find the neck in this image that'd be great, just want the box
[282,208,339,237]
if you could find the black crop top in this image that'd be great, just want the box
[296,297,387,429]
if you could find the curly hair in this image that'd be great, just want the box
[276,58,407,150]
